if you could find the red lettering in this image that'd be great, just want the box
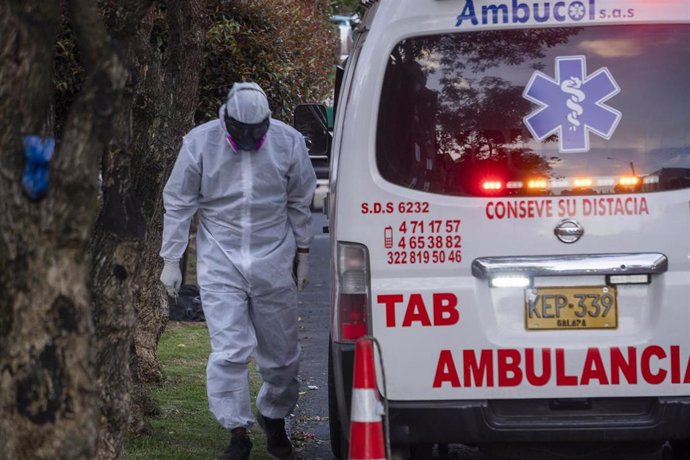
[641,345,667,384]
[580,197,650,217]
[485,202,496,220]
[555,348,578,386]
[433,350,460,388]
[511,200,521,218]
[497,349,522,387]
[379,293,460,328]
[432,346,686,391]
[558,199,566,217]
[525,348,551,386]
[463,349,494,387]
[639,197,649,215]
[495,202,505,219]
[583,199,592,216]
[485,200,555,220]
[402,294,432,327]
[610,347,637,384]
[671,346,681,384]
[580,348,609,385]
[599,197,612,216]
[624,197,634,215]
[377,294,403,327]
[433,293,460,326]
[615,198,624,215]
[537,200,552,217]
[563,198,576,217]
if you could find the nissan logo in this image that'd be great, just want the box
[554,218,584,244]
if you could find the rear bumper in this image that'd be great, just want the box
[387,396,690,445]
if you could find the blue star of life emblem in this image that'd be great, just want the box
[523,56,622,153]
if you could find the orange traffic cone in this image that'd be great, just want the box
[349,338,386,460]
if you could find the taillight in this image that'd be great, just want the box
[337,243,370,341]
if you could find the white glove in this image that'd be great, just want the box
[295,252,309,291]
[160,258,182,297]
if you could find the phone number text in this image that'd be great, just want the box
[397,235,462,250]
[387,249,462,265]
[398,219,461,234]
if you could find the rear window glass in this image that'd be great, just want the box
[376,25,690,197]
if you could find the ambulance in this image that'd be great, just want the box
[296,0,690,458]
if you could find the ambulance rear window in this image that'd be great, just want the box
[376,25,690,197]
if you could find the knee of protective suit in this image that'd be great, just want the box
[208,344,254,365]
[207,356,250,393]
[256,360,300,386]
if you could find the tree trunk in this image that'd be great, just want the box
[0,0,127,458]
[91,1,207,457]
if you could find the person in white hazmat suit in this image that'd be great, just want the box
[159,82,316,460]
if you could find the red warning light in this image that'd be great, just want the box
[482,180,503,191]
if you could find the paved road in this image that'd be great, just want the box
[292,212,334,459]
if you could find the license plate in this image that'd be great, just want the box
[525,286,617,330]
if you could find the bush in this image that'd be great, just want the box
[198,0,338,123]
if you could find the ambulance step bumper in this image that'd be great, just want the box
[387,397,690,444]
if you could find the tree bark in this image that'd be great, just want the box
[0,0,127,458]
[90,4,155,456]
[129,0,207,387]
[90,1,207,457]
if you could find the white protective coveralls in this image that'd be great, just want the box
[160,83,316,429]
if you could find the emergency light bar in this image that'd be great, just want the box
[479,174,658,195]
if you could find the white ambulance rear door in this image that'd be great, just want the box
[334,0,690,402]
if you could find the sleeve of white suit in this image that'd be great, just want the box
[160,142,201,260]
[286,134,317,249]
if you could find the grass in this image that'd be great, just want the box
[125,321,273,460]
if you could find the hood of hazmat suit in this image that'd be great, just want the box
[224,82,271,151]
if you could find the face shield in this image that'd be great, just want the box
[225,110,270,151]
[224,82,271,152]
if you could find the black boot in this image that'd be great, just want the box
[216,427,253,460]
[256,412,294,459]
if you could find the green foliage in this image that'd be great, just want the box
[198,0,338,123]
[54,1,337,131]
[330,0,361,15]
[125,322,271,460]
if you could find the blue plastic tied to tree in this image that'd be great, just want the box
[22,135,55,201]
